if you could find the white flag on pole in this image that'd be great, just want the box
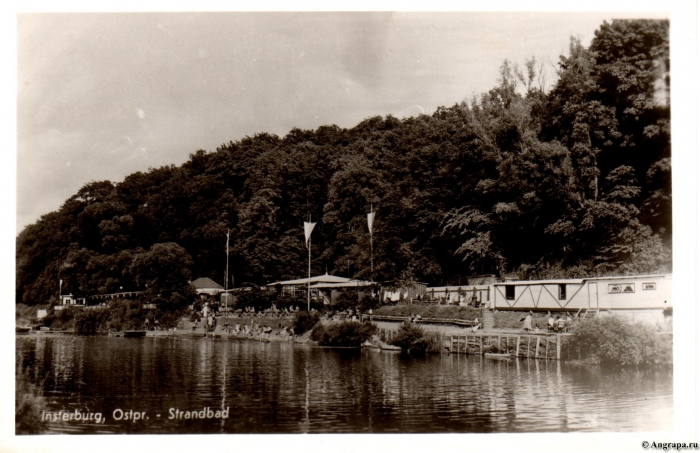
[367,210,375,234]
[226,231,230,255]
[304,222,316,248]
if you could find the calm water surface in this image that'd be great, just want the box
[16,335,672,434]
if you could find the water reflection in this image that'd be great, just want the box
[17,336,672,434]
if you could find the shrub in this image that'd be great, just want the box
[311,321,376,347]
[570,315,672,367]
[74,308,110,335]
[107,299,147,331]
[292,310,321,334]
[390,322,442,355]
[42,306,78,330]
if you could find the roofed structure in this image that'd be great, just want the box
[191,277,224,296]
[267,273,351,287]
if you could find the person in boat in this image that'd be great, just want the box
[523,312,533,331]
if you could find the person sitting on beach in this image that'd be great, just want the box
[556,316,566,333]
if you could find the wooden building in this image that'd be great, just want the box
[492,274,672,326]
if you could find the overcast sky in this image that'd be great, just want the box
[16,11,671,234]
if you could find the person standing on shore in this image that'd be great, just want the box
[523,312,533,331]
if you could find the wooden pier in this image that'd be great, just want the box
[377,327,572,360]
[447,332,572,360]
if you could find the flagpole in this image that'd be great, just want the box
[303,217,316,312]
[370,229,373,279]
[368,204,375,282]
[225,229,230,308]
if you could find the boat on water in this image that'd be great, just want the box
[124,330,147,338]
[16,326,31,334]
[361,341,380,349]
[484,352,512,359]
[379,343,401,352]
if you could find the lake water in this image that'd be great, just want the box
[16,335,673,434]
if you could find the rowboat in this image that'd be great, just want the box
[124,330,147,338]
[484,352,511,359]
[379,343,401,352]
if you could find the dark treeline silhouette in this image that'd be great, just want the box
[17,20,670,306]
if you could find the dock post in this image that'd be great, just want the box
[535,337,540,358]
[556,335,561,360]
[527,336,531,358]
[479,335,483,355]
[516,336,520,357]
[545,337,549,359]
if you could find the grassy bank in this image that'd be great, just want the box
[492,311,556,329]
[373,305,482,320]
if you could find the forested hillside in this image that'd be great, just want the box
[16,20,671,305]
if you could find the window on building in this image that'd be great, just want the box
[505,285,515,300]
[642,283,656,290]
[558,284,566,300]
[608,283,634,294]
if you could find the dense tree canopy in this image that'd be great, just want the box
[16,20,671,305]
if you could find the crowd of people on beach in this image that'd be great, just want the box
[219,304,301,319]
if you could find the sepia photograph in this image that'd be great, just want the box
[4,2,698,452]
